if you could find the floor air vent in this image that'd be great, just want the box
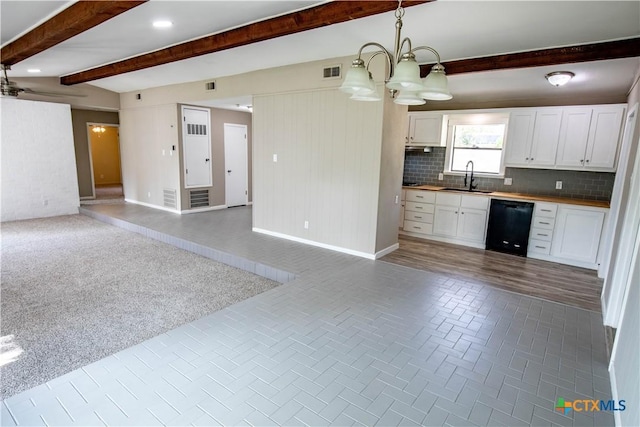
[163,189,177,209]
[190,189,209,208]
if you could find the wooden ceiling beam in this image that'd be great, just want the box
[60,0,432,86]
[420,38,640,76]
[1,1,147,66]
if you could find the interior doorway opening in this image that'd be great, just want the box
[87,123,123,201]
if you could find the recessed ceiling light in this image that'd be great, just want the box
[152,20,173,29]
[27,69,41,73]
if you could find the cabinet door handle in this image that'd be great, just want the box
[538,233,548,237]
[580,159,584,163]
[541,209,552,212]
[461,212,464,214]
[455,211,458,214]
[539,221,550,225]
[413,226,422,230]
[535,245,546,249]
[531,158,534,161]
[525,157,529,160]
[416,195,423,198]
[514,244,521,248]
[415,216,422,219]
[586,159,590,163]
[415,206,423,209]
[503,241,509,245]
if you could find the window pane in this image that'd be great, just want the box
[451,148,502,174]
[453,124,505,149]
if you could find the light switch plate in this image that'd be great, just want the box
[273,154,278,162]
[438,173,444,181]
[556,181,563,190]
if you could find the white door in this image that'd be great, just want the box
[183,107,211,188]
[224,123,248,207]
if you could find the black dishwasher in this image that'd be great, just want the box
[486,199,534,256]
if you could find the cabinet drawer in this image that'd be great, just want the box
[529,239,551,255]
[405,201,435,214]
[406,190,436,203]
[435,192,461,207]
[535,203,557,218]
[461,195,489,210]
[530,227,553,241]
[403,220,433,235]
[532,217,555,230]
[405,212,434,223]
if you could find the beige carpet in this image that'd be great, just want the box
[0,215,279,399]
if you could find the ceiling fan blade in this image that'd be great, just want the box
[21,87,87,98]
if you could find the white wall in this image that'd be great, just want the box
[1,98,79,222]
[252,88,384,256]
[119,104,181,210]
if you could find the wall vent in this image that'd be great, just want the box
[190,189,209,208]
[186,123,207,135]
[205,81,216,91]
[163,188,177,209]
[323,65,341,79]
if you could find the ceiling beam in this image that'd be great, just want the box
[1,1,147,67]
[61,0,432,86]
[420,38,640,76]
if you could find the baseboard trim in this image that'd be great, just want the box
[374,243,399,259]
[252,228,377,260]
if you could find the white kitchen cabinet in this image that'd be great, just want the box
[457,208,488,241]
[432,193,489,243]
[551,206,605,265]
[433,205,459,237]
[555,105,624,171]
[406,112,444,146]
[403,190,435,235]
[504,108,562,167]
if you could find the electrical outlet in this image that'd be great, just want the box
[395,195,399,204]
[556,181,563,190]
[504,177,512,186]
[304,220,309,229]
[273,154,278,162]
[438,173,444,181]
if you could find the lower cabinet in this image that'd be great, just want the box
[433,205,458,237]
[551,206,605,264]
[457,208,488,241]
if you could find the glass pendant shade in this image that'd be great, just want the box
[351,87,381,101]
[339,61,372,94]
[419,64,452,100]
[386,55,425,91]
[393,91,426,105]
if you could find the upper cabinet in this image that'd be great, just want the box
[505,108,562,168]
[406,112,445,146]
[504,104,625,172]
[556,105,625,171]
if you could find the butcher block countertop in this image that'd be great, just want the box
[403,185,610,209]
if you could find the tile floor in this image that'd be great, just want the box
[1,205,613,426]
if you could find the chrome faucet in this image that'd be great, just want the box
[464,160,478,191]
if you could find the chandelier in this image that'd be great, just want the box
[92,125,106,133]
[339,1,452,105]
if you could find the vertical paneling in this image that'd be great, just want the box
[119,104,180,209]
[253,88,384,254]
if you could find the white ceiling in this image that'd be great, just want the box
[1,0,639,106]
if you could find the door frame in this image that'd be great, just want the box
[83,122,120,200]
[223,123,248,207]
[181,105,212,189]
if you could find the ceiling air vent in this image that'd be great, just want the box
[323,65,341,79]
[205,81,216,91]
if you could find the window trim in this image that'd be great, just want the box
[443,112,510,179]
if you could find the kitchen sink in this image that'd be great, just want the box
[441,187,493,194]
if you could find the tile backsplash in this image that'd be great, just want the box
[403,148,615,201]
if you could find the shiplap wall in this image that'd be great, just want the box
[1,98,79,221]
[253,89,385,255]
[119,104,181,210]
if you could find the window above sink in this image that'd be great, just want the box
[443,113,509,178]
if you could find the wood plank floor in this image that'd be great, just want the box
[381,235,604,312]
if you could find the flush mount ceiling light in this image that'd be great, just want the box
[152,20,173,29]
[545,71,575,87]
[340,0,452,105]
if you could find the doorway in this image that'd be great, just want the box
[224,123,248,207]
[87,123,123,200]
